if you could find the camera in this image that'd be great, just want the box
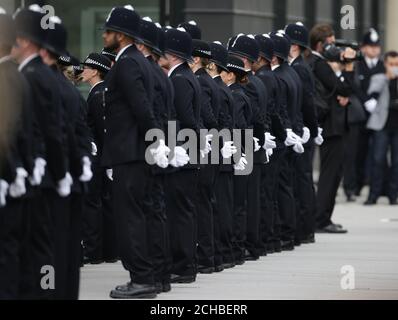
[323,39,363,63]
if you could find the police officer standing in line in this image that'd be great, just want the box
[228,34,269,260]
[80,53,118,265]
[207,41,238,269]
[189,38,220,274]
[252,34,286,254]
[101,6,168,299]
[285,22,322,244]
[164,27,203,284]
[12,5,72,299]
[0,10,33,300]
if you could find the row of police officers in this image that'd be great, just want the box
[0,4,361,300]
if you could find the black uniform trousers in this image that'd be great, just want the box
[196,165,217,268]
[215,171,234,265]
[112,162,154,285]
[232,174,249,263]
[316,136,345,228]
[344,124,361,197]
[278,149,297,242]
[245,164,262,258]
[83,162,117,262]
[19,189,55,300]
[0,198,24,300]
[295,142,317,241]
[259,149,283,253]
[166,169,199,277]
[145,174,170,284]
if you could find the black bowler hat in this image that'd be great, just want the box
[192,39,211,59]
[362,28,381,46]
[228,34,259,63]
[164,27,193,62]
[285,22,310,49]
[255,34,274,62]
[209,41,229,72]
[101,48,117,62]
[103,5,141,40]
[138,17,159,51]
[81,53,112,73]
[226,54,248,77]
[58,53,80,67]
[178,20,202,40]
[13,5,46,47]
[43,17,68,57]
[0,11,16,46]
[270,32,290,61]
[152,23,165,57]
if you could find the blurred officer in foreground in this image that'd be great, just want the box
[365,51,398,206]
[80,53,119,266]
[0,10,32,300]
[101,6,167,299]
[307,24,355,234]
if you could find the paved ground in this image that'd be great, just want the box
[80,191,398,300]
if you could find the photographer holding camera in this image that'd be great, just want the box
[307,24,356,234]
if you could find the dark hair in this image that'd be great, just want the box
[98,70,107,80]
[384,51,398,61]
[309,24,335,50]
[200,57,209,68]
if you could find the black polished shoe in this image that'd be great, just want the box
[197,265,215,274]
[170,274,196,284]
[221,262,236,269]
[301,234,316,244]
[104,258,119,264]
[83,256,104,265]
[214,265,224,273]
[316,224,348,234]
[244,251,259,261]
[110,283,157,299]
[389,198,398,206]
[346,194,356,203]
[364,197,378,206]
[162,282,171,293]
[235,259,245,266]
[294,239,302,247]
[281,240,295,251]
[273,241,282,253]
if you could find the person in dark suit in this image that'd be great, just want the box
[80,53,118,267]
[220,55,252,265]
[270,32,305,251]
[0,11,33,300]
[228,34,269,260]
[189,39,219,274]
[286,22,320,245]
[207,41,237,270]
[253,34,286,254]
[307,24,356,234]
[101,6,166,299]
[164,27,202,284]
[12,7,71,300]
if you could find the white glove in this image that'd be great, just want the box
[9,168,28,198]
[221,141,238,159]
[79,156,93,182]
[253,138,261,152]
[0,180,9,208]
[150,139,170,169]
[265,148,274,163]
[293,142,305,154]
[106,169,113,181]
[301,127,311,144]
[263,132,277,150]
[314,128,324,146]
[284,129,299,147]
[91,142,98,156]
[364,98,378,114]
[169,146,190,168]
[200,134,213,158]
[29,157,47,186]
[234,154,248,171]
[57,173,73,198]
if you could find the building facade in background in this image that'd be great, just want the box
[2,0,396,59]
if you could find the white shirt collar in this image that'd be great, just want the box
[18,53,39,72]
[115,44,133,62]
[311,51,324,59]
[89,80,104,95]
[289,55,299,65]
[168,62,184,78]
[365,56,379,69]
[212,75,220,79]
[271,64,280,71]
[0,55,12,65]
